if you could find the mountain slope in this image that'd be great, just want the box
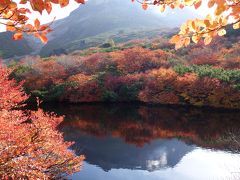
[39,0,197,56]
[0,32,33,59]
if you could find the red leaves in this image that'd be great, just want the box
[45,0,52,14]
[0,64,84,178]
[75,0,85,4]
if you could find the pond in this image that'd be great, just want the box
[43,104,240,180]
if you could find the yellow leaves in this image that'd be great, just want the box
[134,0,239,49]
[192,35,200,43]
[233,22,240,29]
[159,5,165,12]
[204,36,212,45]
[184,0,198,6]
[217,28,226,36]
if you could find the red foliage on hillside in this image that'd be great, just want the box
[10,39,240,109]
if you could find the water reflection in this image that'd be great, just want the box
[43,104,240,179]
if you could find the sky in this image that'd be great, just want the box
[30,0,211,23]
[0,0,81,32]
[28,1,81,24]
[0,0,212,32]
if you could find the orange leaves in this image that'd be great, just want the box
[35,33,48,43]
[13,32,23,40]
[170,34,191,49]
[34,18,40,29]
[169,12,230,49]
[6,21,16,31]
[30,0,45,14]
[59,0,69,7]
[140,0,238,49]
[204,36,212,45]
[208,0,215,8]
[0,64,84,178]
[2,0,85,44]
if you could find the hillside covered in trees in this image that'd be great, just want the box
[10,34,240,109]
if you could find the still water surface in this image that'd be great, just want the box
[44,104,240,180]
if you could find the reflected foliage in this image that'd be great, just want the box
[45,104,240,152]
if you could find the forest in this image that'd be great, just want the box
[9,35,240,109]
[1,0,240,179]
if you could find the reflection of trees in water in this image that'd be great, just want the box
[46,104,240,152]
[217,130,240,152]
[41,104,240,172]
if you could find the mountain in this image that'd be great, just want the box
[39,0,199,56]
[0,32,33,59]
[0,0,199,58]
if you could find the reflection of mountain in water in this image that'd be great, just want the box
[62,126,194,172]
[42,104,240,172]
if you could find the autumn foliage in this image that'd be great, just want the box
[10,37,240,109]
[0,0,85,43]
[1,0,239,47]
[0,65,84,179]
[136,0,240,48]
[59,104,240,151]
